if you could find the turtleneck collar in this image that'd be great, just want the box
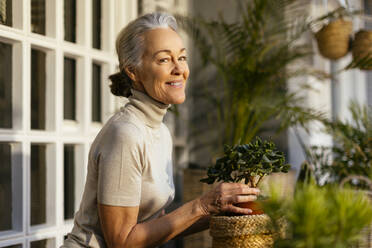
[126,89,170,128]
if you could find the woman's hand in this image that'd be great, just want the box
[198,183,260,215]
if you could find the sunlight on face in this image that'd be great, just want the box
[135,28,190,105]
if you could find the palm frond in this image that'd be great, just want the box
[344,53,372,71]
[179,0,326,155]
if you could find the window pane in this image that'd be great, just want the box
[137,0,143,15]
[366,0,372,15]
[0,42,12,128]
[92,0,101,49]
[0,0,12,26]
[0,143,12,231]
[30,144,46,226]
[64,0,76,42]
[92,63,101,122]
[3,245,22,248]
[64,144,75,220]
[30,239,53,248]
[31,0,45,35]
[31,49,46,130]
[64,57,76,120]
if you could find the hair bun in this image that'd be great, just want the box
[108,71,133,97]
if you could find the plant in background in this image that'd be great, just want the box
[263,182,372,248]
[201,137,291,187]
[303,102,372,190]
[178,0,326,156]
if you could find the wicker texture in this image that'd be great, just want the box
[352,30,372,70]
[315,18,352,60]
[210,215,274,248]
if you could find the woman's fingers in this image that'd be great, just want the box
[230,185,260,196]
[199,182,261,215]
[224,205,253,215]
[229,194,258,204]
[216,195,257,215]
[218,182,260,196]
[218,194,256,207]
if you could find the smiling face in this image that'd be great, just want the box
[127,28,189,105]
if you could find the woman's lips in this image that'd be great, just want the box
[166,80,183,88]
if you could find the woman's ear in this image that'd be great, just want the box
[125,66,145,92]
[124,66,137,82]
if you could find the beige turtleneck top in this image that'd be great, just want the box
[62,89,175,248]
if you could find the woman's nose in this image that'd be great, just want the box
[171,61,184,75]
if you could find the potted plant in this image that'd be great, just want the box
[201,137,291,248]
[201,137,291,215]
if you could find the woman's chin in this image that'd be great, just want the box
[168,94,186,105]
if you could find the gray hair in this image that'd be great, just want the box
[109,12,178,97]
[116,12,178,71]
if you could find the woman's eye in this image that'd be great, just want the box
[159,58,170,63]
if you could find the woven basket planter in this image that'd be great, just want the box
[315,18,352,60]
[352,30,372,70]
[210,214,274,248]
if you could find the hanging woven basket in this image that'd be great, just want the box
[351,30,372,70]
[314,18,353,60]
[210,214,274,248]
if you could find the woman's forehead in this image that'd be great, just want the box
[143,28,185,55]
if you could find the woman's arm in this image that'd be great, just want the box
[99,183,259,248]
[99,199,202,248]
[174,215,210,238]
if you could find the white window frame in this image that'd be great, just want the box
[0,0,138,247]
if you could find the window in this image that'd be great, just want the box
[138,0,143,15]
[92,63,102,122]
[64,0,76,42]
[30,239,55,248]
[30,144,47,226]
[64,144,75,220]
[0,143,12,231]
[0,41,12,128]
[31,0,46,35]
[29,143,55,228]
[63,57,76,121]
[0,0,128,246]
[0,142,22,233]
[365,0,372,15]
[92,0,101,49]
[3,244,22,248]
[31,49,46,130]
[0,0,12,26]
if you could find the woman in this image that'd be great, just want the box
[62,12,259,248]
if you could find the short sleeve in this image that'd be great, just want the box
[97,122,143,206]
